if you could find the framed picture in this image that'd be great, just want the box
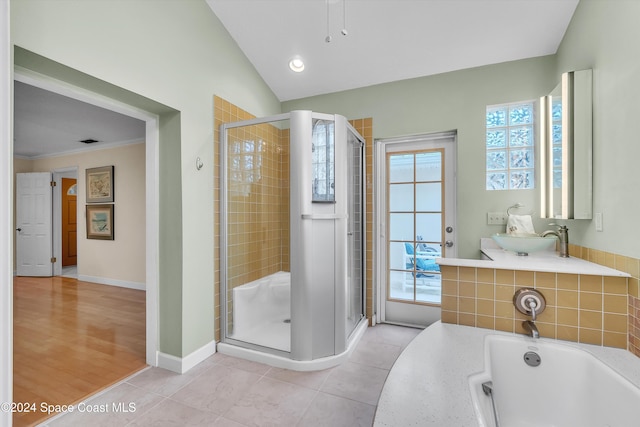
[86,204,114,240]
[86,165,114,203]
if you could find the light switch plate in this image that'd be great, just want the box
[595,212,603,232]
[488,212,508,225]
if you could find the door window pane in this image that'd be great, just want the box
[416,183,441,211]
[389,154,414,183]
[389,184,413,211]
[389,213,414,241]
[416,152,442,181]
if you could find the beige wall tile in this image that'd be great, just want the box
[579,310,603,330]
[477,268,495,283]
[603,294,627,314]
[514,270,534,286]
[535,272,556,288]
[580,328,603,346]
[459,267,476,282]
[494,317,514,333]
[476,299,494,316]
[557,290,578,308]
[458,313,475,327]
[477,283,494,300]
[458,282,476,298]
[603,332,627,349]
[580,292,603,311]
[557,325,578,342]
[580,275,603,293]
[495,269,515,285]
[477,315,495,330]
[557,273,578,290]
[556,307,578,327]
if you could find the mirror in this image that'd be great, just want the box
[540,69,593,219]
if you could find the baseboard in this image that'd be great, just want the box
[77,274,145,291]
[157,339,216,374]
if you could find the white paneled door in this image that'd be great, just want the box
[16,172,53,276]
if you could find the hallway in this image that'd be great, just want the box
[13,276,146,426]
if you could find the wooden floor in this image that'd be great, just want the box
[13,276,147,427]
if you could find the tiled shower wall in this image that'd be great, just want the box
[441,243,640,358]
[213,96,374,340]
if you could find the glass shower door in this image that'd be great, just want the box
[346,127,365,338]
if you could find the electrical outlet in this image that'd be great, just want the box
[487,212,508,225]
[595,212,603,232]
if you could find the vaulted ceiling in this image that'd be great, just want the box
[14,0,579,158]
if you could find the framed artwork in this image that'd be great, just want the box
[86,165,114,203]
[86,204,114,240]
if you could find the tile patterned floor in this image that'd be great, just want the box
[41,324,422,427]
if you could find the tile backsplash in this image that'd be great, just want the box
[441,244,640,358]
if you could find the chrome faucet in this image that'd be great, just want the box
[540,225,569,257]
[523,297,540,338]
[523,320,539,339]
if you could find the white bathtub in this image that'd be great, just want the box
[469,334,640,427]
[230,271,290,352]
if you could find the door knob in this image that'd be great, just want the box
[445,240,454,247]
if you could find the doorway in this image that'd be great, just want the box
[375,132,457,327]
[12,68,160,367]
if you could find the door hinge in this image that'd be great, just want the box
[50,181,57,187]
[51,257,57,263]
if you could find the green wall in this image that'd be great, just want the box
[553,0,640,259]
[283,57,557,259]
[284,0,640,261]
[11,0,281,357]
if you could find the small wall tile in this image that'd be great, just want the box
[535,272,556,288]
[458,282,476,298]
[580,328,603,346]
[477,268,495,284]
[459,267,476,282]
[495,269,515,285]
[515,270,534,286]
[580,275,603,293]
[477,283,495,300]
[604,294,627,314]
[557,273,579,290]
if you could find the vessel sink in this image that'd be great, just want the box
[492,233,557,255]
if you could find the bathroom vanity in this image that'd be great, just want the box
[437,238,629,277]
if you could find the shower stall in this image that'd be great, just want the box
[218,110,367,370]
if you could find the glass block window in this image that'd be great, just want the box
[486,101,535,190]
[312,120,335,202]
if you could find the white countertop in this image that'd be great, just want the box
[436,238,629,277]
[373,322,640,427]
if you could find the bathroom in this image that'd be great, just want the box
[2,0,640,426]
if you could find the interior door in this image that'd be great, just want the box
[61,177,77,267]
[376,132,456,327]
[16,172,53,277]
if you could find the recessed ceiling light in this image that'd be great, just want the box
[288,57,305,73]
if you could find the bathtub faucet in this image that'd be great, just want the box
[514,289,546,339]
[523,320,540,339]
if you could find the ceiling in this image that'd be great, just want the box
[207,0,579,101]
[14,0,579,158]
[13,81,145,159]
